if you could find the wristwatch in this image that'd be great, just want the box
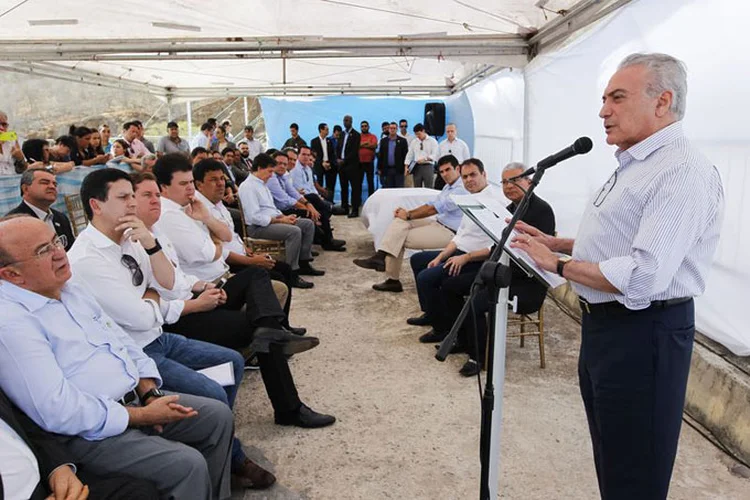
[145,239,162,256]
[140,388,165,404]
[556,255,572,277]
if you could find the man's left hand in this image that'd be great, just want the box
[47,465,89,500]
[306,205,321,223]
[510,234,557,272]
[185,196,210,223]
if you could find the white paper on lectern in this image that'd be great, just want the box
[457,205,567,289]
[197,362,236,387]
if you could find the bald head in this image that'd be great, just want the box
[0,216,71,298]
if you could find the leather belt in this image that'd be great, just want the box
[436,220,457,234]
[579,297,691,317]
[117,389,138,406]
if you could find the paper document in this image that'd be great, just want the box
[197,362,236,387]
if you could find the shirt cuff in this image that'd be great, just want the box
[162,300,185,325]
[47,463,77,482]
[598,255,634,298]
[96,401,130,440]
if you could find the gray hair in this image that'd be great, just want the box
[19,168,46,196]
[141,153,157,166]
[618,53,688,120]
[503,162,527,177]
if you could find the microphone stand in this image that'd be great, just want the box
[435,165,549,500]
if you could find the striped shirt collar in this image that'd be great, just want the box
[615,120,683,168]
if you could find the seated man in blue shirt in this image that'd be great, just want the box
[267,150,345,252]
[354,155,467,293]
[238,153,325,286]
[0,216,234,499]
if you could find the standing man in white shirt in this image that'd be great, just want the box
[404,123,439,188]
[512,53,724,500]
[408,158,506,343]
[238,153,325,286]
[398,119,415,145]
[237,125,265,161]
[436,123,471,190]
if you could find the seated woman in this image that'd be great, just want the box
[212,125,236,153]
[88,129,107,157]
[21,138,74,174]
[69,125,108,166]
[99,124,112,153]
[106,138,139,171]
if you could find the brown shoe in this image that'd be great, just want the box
[232,458,276,489]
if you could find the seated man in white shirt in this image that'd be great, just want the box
[68,168,285,489]
[408,158,506,343]
[190,161,307,328]
[0,216,235,499]
[238,153,325,286]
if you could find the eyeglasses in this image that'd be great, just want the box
[120,254,144,287]
[0,235,66,267]
[0,122,9,128]
[593,170,618,207]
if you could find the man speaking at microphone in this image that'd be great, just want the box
[512,53,724,500]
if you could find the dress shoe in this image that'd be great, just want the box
[353,255,385,272]
[243,353,260,371]
[298,264,325,276]
[231,457,276,489]
[284,325,307,336]
[459,359,482,377]
[331,238,346,247]
[331,205,348,216]
[311,250,320,257]
[347,209,359,218]
[251,327,320,355]
[419,329,446,343]
[322,242,347,252]
[275,404,336,428]
[372,279,403,293]
[406,313,430,326]
[291,275,314,289]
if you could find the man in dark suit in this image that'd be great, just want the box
[336,115,362,218]
[0,388,159,500]
[310,123,338,202]
[6,168,75,250]
[377,122,409,188]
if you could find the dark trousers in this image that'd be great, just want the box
[223,266,286,325]
[434,169,446,191]
[381,166,405,188]
[228,261,293,323]
[305,193,335,243]
[361,161,375,197]
[323,165,338,203]
[579,299,695,500]
[339,162,362,210]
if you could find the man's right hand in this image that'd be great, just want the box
[394,208,408,220]
[10,141,24,160]
[247,254,275,269]
[193,288,222,312]
[512,220,557,251]
[128,394,197,432]
[427,256,443,268]
[47,465,89,500]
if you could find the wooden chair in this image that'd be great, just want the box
[235,197,286,261]
[507,303,546,369]
[64,194,88,237]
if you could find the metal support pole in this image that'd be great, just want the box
[167,95,173,121]
[243,96,249,126]
[186,100,192,138]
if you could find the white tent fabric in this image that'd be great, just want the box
[0,0,580,95]
[522,0,750,355]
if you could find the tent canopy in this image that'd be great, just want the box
[0,0,626,98]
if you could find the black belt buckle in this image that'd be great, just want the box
[117,389,138,406]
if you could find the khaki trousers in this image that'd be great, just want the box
[271,279,289,309]
[378,218,455,280]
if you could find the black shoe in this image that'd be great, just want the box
[330,238,346,247]
[284,325,307,336]
[244,353,260,371]
[372,279,403,293]
[406,313,430,326]
[347,210,359,218]
[434,342,467,354]
[251,327,320,355]
[459,359,481,377]
[419,329,446,343]
[311,250,320,257]
[331,205,347,216]
[291,275,314,288]
[231,457,276,489]
[298,263,325,276]
[275,404,336,428]
[322,243,347,252]
[353,255,385,272]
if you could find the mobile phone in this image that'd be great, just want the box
[0,131,18,142]
[215,277,228,290]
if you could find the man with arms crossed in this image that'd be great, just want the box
[513,53,724,500]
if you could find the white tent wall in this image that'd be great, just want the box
[520,0,750,355]
[463,68,526,183]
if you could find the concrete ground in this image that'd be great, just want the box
[232,216,749,499]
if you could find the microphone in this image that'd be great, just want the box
[509,137,593,180]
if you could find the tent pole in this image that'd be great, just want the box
[186,100,193,138]
[167,95,173,121]
[243,97,249,126]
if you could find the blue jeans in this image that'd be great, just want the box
[143,333,246,467]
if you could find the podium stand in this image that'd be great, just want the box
[436,177,565,500]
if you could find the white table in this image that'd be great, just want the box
[361,188,440,248]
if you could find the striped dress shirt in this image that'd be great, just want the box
[572,121,724,309]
